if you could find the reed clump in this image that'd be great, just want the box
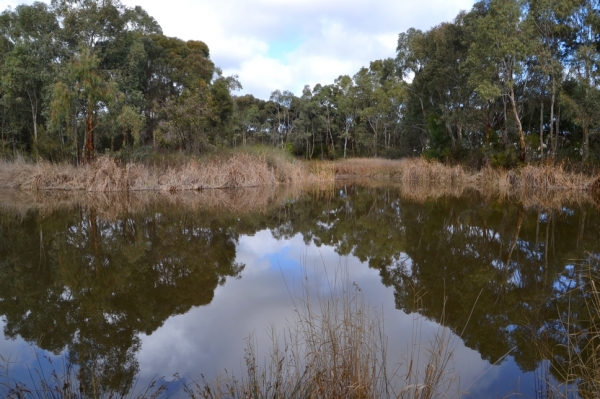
[1,154,598,197]
[335,157,598,191]
[535,255,600,399]
[0,152,312,192]
[187,269,459,399]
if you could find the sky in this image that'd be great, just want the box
[0,0,476,99]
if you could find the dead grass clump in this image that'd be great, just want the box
[0,153,312,192]
[516,164,593,190]
[535,255,600,398]
[591,174,600,192]
[335,158,402,179]
[190,267,459,399]
[0,156,44,190]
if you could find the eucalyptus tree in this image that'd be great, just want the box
[562,0,600,161]
[334,75,358,158]
[0,2,59,149]
[312,83,337,156]
[296,85,321,159]
[354,64,388,157]
[467,0,538,162]
[140,35,214,147]
[267,89,296,148]
[154,82,215,151]
[527,0,571,159]
[49,0,161,162]
[234,94,263,146]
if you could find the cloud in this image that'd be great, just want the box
[1,0,475,98]
[120,0,475,98]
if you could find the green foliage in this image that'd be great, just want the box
[490,147,519,168]
[0,0,598,165]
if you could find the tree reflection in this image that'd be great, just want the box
[0,206,244,396]
[262,185,600,377]
[1,186,599,395]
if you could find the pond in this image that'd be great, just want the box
[0,184,598,398]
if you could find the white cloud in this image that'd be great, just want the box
[120,0,476,99]
[1,0,475,98]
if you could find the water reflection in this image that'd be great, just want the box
[0,205,244,395]
[0,185,599,397]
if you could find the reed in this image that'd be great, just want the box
[0,352,167,399]
[534,255,600,399]
[0,152,312,192]
[185,266,460,399]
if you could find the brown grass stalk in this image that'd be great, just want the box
[187,265,460,399]
[535,255,600,399]
[1,155,598,196]
[0,152,314,192]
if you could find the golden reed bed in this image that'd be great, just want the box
[1,155,598,192]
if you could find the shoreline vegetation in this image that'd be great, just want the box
[1,151,599,192]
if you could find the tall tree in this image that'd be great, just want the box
[0,2,59,148]
[468,0,538,162]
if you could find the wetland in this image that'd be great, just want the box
[0,183,599,398]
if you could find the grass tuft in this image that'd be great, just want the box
[186,265,460,399]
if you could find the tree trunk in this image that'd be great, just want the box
[485,113,490,145]
[447,123,455,149]
[31,104,38,143]
[582,122,589,162]
[344,135,348,158]
[502,96,508,148]
[555,106,560,158]
[539,101,544,161]
[85,105,94,163]
[549,78,555,159]
[509,88,526,162]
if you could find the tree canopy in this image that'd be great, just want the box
[1,0,599,164]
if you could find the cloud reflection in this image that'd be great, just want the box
[136,229,526,395]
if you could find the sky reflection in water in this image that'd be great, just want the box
[136,229,534,398]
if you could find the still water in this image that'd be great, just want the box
[0,185,598,398]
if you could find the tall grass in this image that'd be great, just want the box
[0,352,167,399]
[334,158,598,191]
[183,267,460,399]
[1,154,597,194]
[535,255,600,399]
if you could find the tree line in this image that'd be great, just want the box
[1,0,599,165]
[0,0,240,163]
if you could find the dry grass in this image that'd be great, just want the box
[1,155,598,197]
[334,158,600,209]
[535,255,600,399]
[0,152,312,192]
[334,157,598,190]
[185,266,460,399]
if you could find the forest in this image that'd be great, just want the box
[1,0,599,166]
